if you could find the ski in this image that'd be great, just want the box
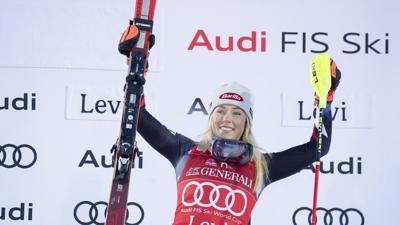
[105,0,157,225]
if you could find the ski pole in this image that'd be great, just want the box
[309,53,331,225]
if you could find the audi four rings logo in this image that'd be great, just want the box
[182,181,247,217]
[0,144,37,168]
[74,201,144,225]
[292,207,365,225]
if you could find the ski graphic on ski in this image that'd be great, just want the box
[105,0,157,225]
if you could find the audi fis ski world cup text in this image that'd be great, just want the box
[188,29,390,54]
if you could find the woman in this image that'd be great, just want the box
[119,25,341,225]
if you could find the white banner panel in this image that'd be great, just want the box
[281,93,376,128]
[1,0,399,225]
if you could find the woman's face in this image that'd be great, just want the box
[210,104,247,140]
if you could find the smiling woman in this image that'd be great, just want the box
[208,82,251,141]
[196,82,268,193]
[135,80,336,225]
[210,104,247,140]
[118,23,340,225]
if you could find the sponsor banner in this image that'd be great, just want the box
[65,86,123,121]
[1,0,398,225]
[187,29,391,55]
[281,93,376,128]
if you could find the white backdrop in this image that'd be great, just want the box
[1,0,399,224]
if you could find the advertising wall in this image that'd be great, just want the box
[1,0,399,224]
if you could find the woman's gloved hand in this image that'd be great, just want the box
[118,23,155,57]
[118,22,155,108]
[311,55,342,105]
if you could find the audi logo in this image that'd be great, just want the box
[74,201,144,225]
[292,207,365,225]
[0,144,37,168]
[182,181,247,217]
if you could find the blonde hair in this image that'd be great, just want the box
[198,117,269,193]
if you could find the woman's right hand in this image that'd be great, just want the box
[119,22,155,108]
[118,22,155,57]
